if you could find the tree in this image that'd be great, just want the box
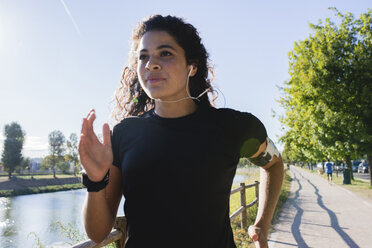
[56,161,70,174]
[1,122,25,178]
[48,130,65,178]
[41,154,63,171]
[21,157,31,172]
[279,8,372,184]
[65,133,80,176]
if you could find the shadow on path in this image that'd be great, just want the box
[290,171,310,248]
[298,171,360,248]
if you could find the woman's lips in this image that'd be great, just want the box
[147,78,164,84]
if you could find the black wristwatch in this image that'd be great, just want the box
[82,169,110,192]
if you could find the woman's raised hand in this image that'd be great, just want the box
[79,109,113,182]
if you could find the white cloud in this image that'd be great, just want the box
[0,135,51,159]
[23,136,49,158]
[24,136,48,150]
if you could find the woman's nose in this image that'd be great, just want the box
[145,57,161,71]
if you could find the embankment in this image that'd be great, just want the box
[0,177,83,197]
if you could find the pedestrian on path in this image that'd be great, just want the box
[326,159,333,183]
[78,15,284,248]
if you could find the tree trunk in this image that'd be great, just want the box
[368,154,372,187]
[345,155,354,181]
[53,165,56,178]
[8,171,12,179]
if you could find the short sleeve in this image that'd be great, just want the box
[234,111,267,158]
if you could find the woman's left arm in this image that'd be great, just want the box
[248,140,284,248]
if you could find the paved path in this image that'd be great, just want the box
[268,166,372,248]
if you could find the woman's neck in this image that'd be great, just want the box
[154,99,198,118]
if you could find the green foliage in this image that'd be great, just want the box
[52,221,87,245]
[272,171,292,223]
[230,186,258,248]
[0,184,83,197]
[21,157,31,171]
[27,232,45,248]
[229,169,292,248]
[48,130,66,178]
[1,122,25,178]
[40,155,63,170]
[66,133,80,176]
[280,8,372,172]
[40,155,52,170]
[238,158,254,168]
[28,221,117,248]
[56,161,70,173]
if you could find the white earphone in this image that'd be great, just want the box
[188,65,194,77]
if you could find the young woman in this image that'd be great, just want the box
[79,15,284,248]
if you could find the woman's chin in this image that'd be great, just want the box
[145,89,189,102]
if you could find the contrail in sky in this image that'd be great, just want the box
[60,0,82,36]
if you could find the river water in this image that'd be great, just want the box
[0,174,249,248]
[0,189,125,248]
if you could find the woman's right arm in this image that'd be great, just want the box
[79,109,123,243]
[82,164,122,243]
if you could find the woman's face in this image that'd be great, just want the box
[137,30,193,101]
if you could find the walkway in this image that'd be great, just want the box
[268,166,372,248]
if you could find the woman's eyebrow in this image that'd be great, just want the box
[157,44,176,51]
[139,44,177,53]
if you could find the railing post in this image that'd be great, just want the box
[240,182,248,229]
[114,216,127,248]
[254,181,259,207]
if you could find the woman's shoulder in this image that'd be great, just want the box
[112,116,143,134]
[211,107,256,121]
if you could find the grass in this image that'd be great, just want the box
[272,171,292,223]
[301,167,372,200]
[16,174,78,179]
[0,183,83,197]
[230,167,292,248]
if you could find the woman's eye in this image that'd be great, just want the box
[160,51,172,57]
[138,54,148,60]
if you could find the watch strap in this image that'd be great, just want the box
[82,169,110,192]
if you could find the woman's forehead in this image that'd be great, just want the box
[138,30,181,52]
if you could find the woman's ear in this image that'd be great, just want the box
[188,64,197,77]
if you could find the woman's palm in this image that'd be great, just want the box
[79,110,113,182]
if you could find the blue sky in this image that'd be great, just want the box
[0,0,370,158]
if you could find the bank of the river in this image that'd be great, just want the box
[0,176,83,197]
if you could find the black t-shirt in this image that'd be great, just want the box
[111,105,267,248]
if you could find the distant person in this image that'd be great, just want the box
[325,159,333,183]
[78,15,284,248]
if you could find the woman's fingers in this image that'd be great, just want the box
[102,123,112,147]
[79,109,112,176]
[86,109,95,119]
[248,225,268,248]
[248,225,259,242]
[87,109,96,130]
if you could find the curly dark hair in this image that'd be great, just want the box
[112,15,217,121]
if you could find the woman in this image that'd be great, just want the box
[79,15,284,248]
